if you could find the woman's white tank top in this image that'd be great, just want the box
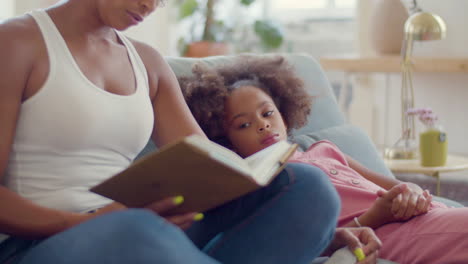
[4,10,154,213]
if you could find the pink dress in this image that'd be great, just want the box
[289,140,468,264]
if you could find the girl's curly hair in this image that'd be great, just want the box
[179,56,312,148]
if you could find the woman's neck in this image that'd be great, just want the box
[47,0,117,43]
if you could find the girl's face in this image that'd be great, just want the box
[96,0,159,30]
[224,85,288,158]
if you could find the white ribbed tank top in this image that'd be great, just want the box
[4,10,154,213]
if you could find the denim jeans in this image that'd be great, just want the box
[187,163,341,264]
[4,163,340,264]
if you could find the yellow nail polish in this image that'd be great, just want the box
[193,213,204,221]
[353,248,366,261]
[173,196,184,205]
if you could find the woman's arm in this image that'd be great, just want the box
[322,227,382,264]
[131,40,206,147]
[0,188,96,238]
[0,21,102,239]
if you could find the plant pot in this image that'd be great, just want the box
[369,0,409,54]
[184,41,231,58]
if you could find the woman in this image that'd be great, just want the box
[0,1,367,263]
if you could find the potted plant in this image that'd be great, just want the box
[176,0,284,57]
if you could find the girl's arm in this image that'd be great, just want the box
[346,154,430,197]
[345,155,432,227]
[343,185,406,229]
[345,155,400,190]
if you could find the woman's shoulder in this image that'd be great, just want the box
[128,38,165,67]
[1,14,43,58]
[1,15,44,83]
[1,14,41,43]
[128,38,181,100]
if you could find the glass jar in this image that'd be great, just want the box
[419,124,448,167]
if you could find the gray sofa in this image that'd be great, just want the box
[137,53,462,264]
[140,53,395,177]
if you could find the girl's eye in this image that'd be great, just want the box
[263,110,274,117]
[238,122,251,129]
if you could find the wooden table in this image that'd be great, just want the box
[384,155,468,196]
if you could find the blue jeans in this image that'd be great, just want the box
[5,163,340,264]
[186,163,341,264]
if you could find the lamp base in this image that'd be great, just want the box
[384,138,419,160]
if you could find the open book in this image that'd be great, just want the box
[90,134,298,214]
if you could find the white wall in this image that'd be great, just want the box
[410,0,468,156]
[0,0,14,20]
[14,0,58,14]
[124,5,176,56]
[10,0,174,55]
[353,0,468,155]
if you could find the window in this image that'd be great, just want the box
[263,0,358,114]
[262,0,357,57]
[267,0,356,22]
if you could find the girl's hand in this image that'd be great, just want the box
[390,183,432,220]
[324,227,382,264]
[364,185,406,228]
[145,196,202,230]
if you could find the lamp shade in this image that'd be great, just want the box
[405,12,447,41]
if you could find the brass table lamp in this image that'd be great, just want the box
[385,8,447,160]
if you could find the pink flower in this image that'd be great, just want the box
[406,107,438,127]
[406,108,433,116]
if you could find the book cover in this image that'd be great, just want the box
[90,135,297,214]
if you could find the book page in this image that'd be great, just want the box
[186,135,252,176]
[244,140,292,185]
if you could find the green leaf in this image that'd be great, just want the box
[240,0,256,6]
[177,37,190,56]
[253,20,284,49]
[179,0,199,20]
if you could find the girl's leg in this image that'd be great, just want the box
[186,163,341,264]
[17,209,220,264]
[376,207,468,264]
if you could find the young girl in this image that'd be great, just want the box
[180,56,468,264]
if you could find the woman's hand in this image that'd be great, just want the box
[390,182,432,220]
[324,227,382,264]
[145,196,202,230]
[91,197,202,230]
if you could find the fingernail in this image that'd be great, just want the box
[353,248,366,261]
[173,196,184,205]
[193,213,204,221]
